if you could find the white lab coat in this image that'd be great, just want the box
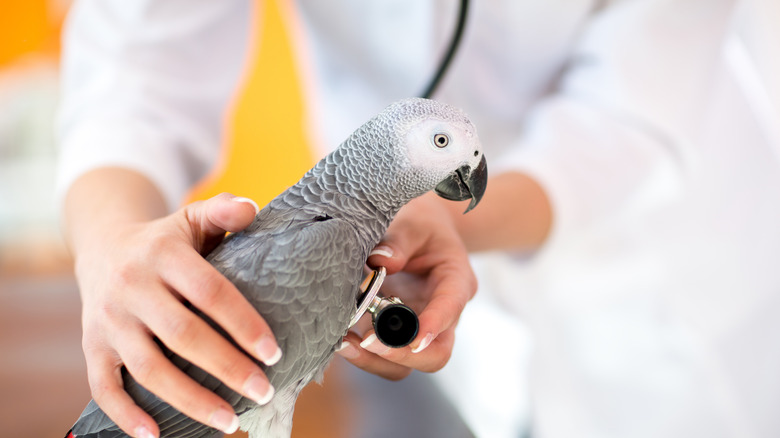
[57,1,780,437]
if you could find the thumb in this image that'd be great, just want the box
[178,192,260,253]
[367,228,422,274]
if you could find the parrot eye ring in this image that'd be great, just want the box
[433,133,450,148]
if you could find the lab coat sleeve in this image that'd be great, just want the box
[56,0,253,211]
[497,0,737,245]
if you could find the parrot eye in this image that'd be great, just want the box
[433,133,449,148]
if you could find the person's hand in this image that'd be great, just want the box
[336,194,477,380]
[74,193,280,437]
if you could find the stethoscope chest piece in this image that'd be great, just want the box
[349,267,419,348]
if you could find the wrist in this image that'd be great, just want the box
[63,168,167,255]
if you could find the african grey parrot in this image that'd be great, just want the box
[66,97,488,438]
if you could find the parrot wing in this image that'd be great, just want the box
[211,209,365,393]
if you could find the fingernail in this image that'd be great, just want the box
[360,333,390,356]
[244,373,275,405]
[336,341,360,359]
[232,196,260,215]
[412,332,435,354]
[134,426,157,438]
[255,336,282,366]
[369,245,393,259]
[209,407,239,434]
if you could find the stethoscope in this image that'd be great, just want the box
[421,0,469,99]
[348,0,469,348]
[347,267,420,348]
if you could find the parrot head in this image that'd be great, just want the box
[357,98,487,214]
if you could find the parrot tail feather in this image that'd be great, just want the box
[64,429,76,438]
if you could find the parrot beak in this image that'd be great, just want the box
[434,155,488,213]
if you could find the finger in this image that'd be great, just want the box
[335,332,412,381]
[131,286,275,407]
[411,264,475,353]
[84,347,160,438]
[355,328,456,373]
[180,193,260,253]
[366,195,452,274]
[158,244,282,366]
[207,193,260,232]
[366,227,424,274]
[117,330,242,434]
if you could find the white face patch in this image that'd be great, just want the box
[403,118,480,179]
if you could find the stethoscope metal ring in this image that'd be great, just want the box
[348,266,386,329]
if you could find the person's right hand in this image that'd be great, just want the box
[73,193,280,438]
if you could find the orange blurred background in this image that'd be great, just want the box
[0,1,63,67]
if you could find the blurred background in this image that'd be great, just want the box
[0,1,354,436]
[0,1,83,434]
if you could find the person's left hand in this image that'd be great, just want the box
[336,193,477,380]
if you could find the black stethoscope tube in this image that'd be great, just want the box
[420,0,470,99]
